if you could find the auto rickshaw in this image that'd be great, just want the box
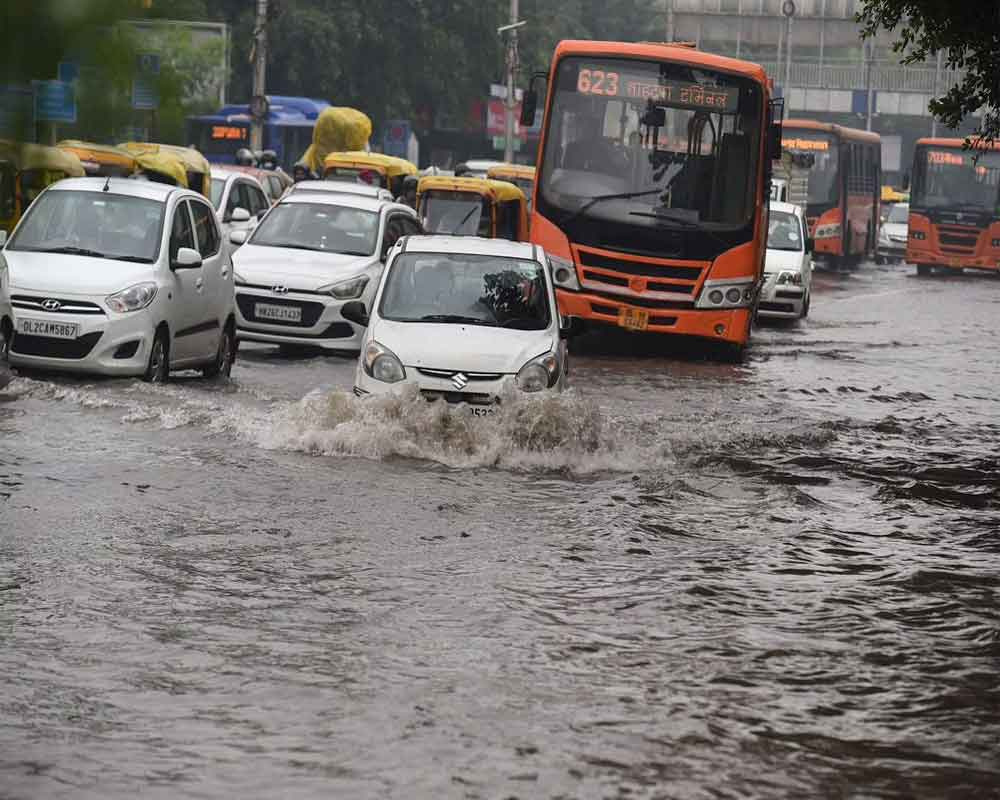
[0,140,85,235]
[120,142,211,197]
[486,163,536,210]
[57,140,138,178]
[322,152,418,199]
[416,176,528,241]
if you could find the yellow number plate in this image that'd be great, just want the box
[617,307,649,331]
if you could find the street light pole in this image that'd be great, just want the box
[503,0,520,164]
[930,49,942,137]
[665,0,675,42]
[781,1,795,101]
[250,0,268,153]
[865,40,874,131]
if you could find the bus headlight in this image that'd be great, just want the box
[815,222,841,239]
[696,280,755,309]
[548,254,580,291]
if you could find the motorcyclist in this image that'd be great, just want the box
[292,161,312,183]
[397,175,418,209]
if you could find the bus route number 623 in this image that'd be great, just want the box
[578,69,620,97]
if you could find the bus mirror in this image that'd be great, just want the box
[767,122,782,161]
[520,89,538,127]
[902,172,911,191]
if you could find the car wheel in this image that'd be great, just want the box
[874,254,884,265]
[801,290,810,318]
[917,263,932,276]
[0,320,11,363]
[203,322,235,379]
[142,328,169,383]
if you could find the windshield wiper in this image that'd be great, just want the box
[499,317,545,329]
[418,314,492,325]
[261,241,326,252]
[562,189,661,227]
[40,245,107,258]
[629,209,700,228]
[336,250,372,257]
[450,205,480,235]
[105,254,154,263]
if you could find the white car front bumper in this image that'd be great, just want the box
[354,365,527,412]
[235,287,364,350]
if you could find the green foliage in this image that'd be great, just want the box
[857,1,1000,145]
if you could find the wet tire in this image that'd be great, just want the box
[142,328,169,383]
[203,322,235,379]
[801,291,811,318]
[0,320,11,363]
[917,263,932,276]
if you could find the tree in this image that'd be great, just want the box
[857,1,1000,145]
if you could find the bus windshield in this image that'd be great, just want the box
[781,132,839,206]
[537,56,762,232]
[912,148,1000,212]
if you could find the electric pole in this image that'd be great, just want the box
[865,40,874,131]
[665,0,674,42]
[503,0,520,164]
[250,0,268,153]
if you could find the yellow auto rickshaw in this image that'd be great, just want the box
[486,163,536,209]
[57,140,138,178]
[416,176,529,241]
[119,142,211,197]
[322,151,418,198]
[0,140,86,235]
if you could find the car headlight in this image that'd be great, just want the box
[320,274,370,300]
[695,280,755,309]
[777,271,802,286]
[106,282,157,313]
[363,340,405,383]
[515,352,560,392]
[548,254,580,291]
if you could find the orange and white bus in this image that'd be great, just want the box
[779,120,880,266]
[907,138,1000,275]
[521,40,781,359]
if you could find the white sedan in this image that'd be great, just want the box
[758,201,813,320]
[346,236,568,411]
[231,193,421,353]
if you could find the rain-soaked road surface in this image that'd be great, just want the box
[1,261,998,799]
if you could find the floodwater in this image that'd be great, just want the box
[1,262,998,799]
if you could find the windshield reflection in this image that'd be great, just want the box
[250,202,378,256]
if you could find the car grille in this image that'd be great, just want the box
[775,290,802,299]
[236,294,325,327]
[236,281,327,296]
[416,368,503,381]
[759,301,795,313]
[420,390,494,406]
[12,331,103,359]
[11,295,106,315]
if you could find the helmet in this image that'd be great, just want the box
[234,147,256,166]
[258,149,278,170]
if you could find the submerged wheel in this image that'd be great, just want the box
[203,322,235,379]
[143,328,169,383]
[801,290,811,318]
[0,319,11,363]
[916,263,932,277]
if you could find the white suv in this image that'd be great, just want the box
[1,178,236,380]
[231,193,421,353]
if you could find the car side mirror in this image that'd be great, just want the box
[231,207,251,223]
[805,237,815,253]
[519,88,538,127]
[172,246,202,270]
[0,230,7,248]
[341,300,369,327]
[229,229,248,247]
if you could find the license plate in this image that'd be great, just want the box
[17,318,79,339]
[469,406,495,417]
[617,307,649,331]
[255,302,301,323]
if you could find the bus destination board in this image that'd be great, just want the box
[576,66,738,112]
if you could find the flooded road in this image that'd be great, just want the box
[2,261,998,799]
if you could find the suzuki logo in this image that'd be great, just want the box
[451,372,469,390]
[629,276,647,293]
[41,299,62,311]
[271,285,288,294]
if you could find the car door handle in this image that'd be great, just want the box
[195,278,204,290]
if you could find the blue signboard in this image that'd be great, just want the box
[132,54,160,111]
[34,80,76,124]
[383,119,411,159]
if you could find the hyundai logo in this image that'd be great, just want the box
[272,285,288,294]
[41,299,62,312]
[451,372,469,390]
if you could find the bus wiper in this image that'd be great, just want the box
[629,209,699,228]
[561,189,661,226]
[42,245,107,258]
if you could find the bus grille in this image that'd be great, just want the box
[576,248,703,280]
[937,226,980,254]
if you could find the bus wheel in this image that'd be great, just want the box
[917,263,932,276]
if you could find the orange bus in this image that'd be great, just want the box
[907,138,1000,276]
[779,120,880,266]
[521,40,781,359]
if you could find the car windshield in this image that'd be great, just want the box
[421,192,490,236]
[887,204,908,224]
[767,210,803,251]
[210,178,225,209]
[537,56,762,230]
[780,132,839,206]
[379,253,551,330]
[249,202,379,255]
[7,189,164,263]
[912,148,1000,212]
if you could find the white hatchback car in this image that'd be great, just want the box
[346,236,567,411]
[0,178,236,380]
[759,201,813,320]
[209,167,270,253]
[231,193,421,352]
[285,180,393,202]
